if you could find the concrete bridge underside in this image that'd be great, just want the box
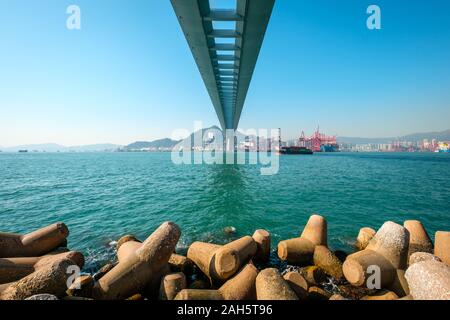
[171,0,275,131]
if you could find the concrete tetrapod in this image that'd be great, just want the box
[117,236,193,274]
[361,290,399,300]
[0,250,84,284]
[0,258,77,300]
[355,227,376,251]
[409,252,441,266]
[187,236,257,282]
[283,272,309,300]
[218,264,258,300]
[404,220,433,257]
[168,254,194,274]
[343,221,410,288]
[116,234,174,298]
[174,289,223,300]
[256,268,298,300]
[301,266,327,286]
[219,236,257,268]
[308,286,332,300]
[0,223,69,258]
[389,269,410,297]
[277,215,327,265]
[434,231,450,265]
[405,259,450,300]
[92,222,181,300]
[301,214,328,246]
[116,235,140,250]
[159,272,187,300]
[313,245,344,280]
[66,275,94,298]
[252,229,271,263]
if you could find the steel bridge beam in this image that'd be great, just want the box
[171,0,275,130]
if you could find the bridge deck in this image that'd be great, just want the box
[171,0,275,130]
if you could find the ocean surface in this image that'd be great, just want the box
[1,152,449,272]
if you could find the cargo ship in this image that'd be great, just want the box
[279,146,313,155]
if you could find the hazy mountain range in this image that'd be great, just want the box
[337,129,450,144]
[0,143,122,153]
[1,129,449,152]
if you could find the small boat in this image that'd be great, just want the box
[279,146,313,155]
[18,150,28,153]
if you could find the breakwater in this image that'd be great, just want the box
[0,215,449,300]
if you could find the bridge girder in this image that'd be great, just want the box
[171,0,275,130]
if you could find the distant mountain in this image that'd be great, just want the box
[122,126,260,151]
[1,143,66,152]
[338,129,450,144]
[0,143,121,152]
[2,129,448,152]
[337,137,393,144]
[401,129,450,142]
[184,126,259,148]
[66,144,122,152]
[124,138,180,150]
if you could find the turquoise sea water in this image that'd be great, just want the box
[1,152,449,272]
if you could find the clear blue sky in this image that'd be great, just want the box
[0,0,449,146]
